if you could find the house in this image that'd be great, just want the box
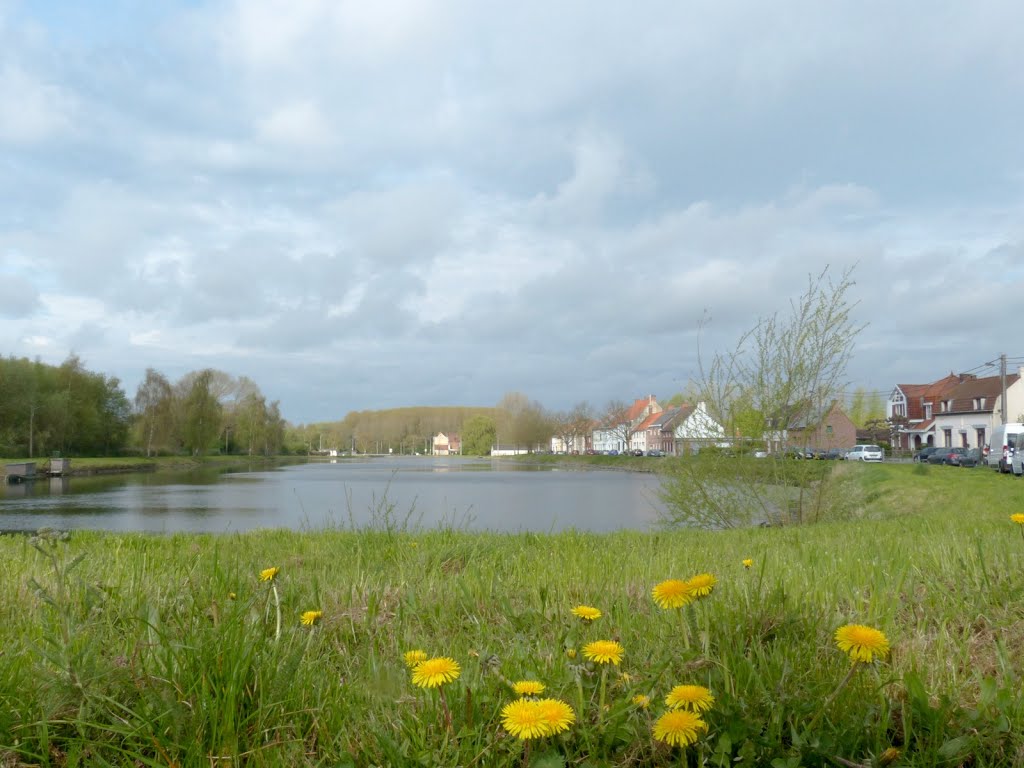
[888,369,1024,450]
[432,432,462,456]
[786,400,856,452]
[593,395,662,453]
[886,373,961,451]
[931,371,1024,449]
[671,402,726,455]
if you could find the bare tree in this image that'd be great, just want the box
[661,266,865,528]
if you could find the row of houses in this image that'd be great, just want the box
[430,366,1024,459]
[887,367,1024,451]
[573,395,859,457]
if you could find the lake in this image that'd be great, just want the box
[0,457,669,534]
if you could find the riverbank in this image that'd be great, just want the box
[1,463,1022,766]
[0,454,298,478]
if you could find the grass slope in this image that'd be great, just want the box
[1,462,1022,766]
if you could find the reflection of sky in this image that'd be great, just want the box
[0,459,667,534]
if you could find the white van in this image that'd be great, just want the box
[987,423,1024,473]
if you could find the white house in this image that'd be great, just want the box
[672,401,725,455]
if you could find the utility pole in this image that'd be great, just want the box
[1000,353,1008,424]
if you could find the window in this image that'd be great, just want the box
[977,428,986,448]
[925,403,933,419]
[826,425,833,435]
[940,401,947,413]
[980,398,986,409]
[943,428,952,447]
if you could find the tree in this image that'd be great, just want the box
[552,401,594,453]
[182,370,223,456]
[661,266,865,528]
[496,392,552,450]
[135,369,175,457]
[847,386,885,428]
[601,400,640,453]
[462,414,497,455]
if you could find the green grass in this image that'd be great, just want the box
[0,454,289,476]
[1,463,1023,766]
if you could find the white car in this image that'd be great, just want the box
[845,445,883,462]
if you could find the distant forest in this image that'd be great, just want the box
[0,356,566,458]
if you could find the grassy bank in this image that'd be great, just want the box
[0,454,294,477]
[1,463,1023,766]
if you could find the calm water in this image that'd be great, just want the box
[0,458,668,534]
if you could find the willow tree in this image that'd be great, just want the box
[660,266,865,528]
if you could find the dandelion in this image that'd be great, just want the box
[404,649,428,668]
[501,699,548,740]
[582,640,624,666]
[665,684,715,713]
[566,648,577,660]
[513,680,546,697]
[571,604,602,621]
[651,579,695,609]
[228,592,237,600]
[834,624,890,663]
[411,657,461,688]
[1012,514,1024,524]
[300,610,322,626]
[619,672,633,684]
[686,573,717,597]
[742,558,753,569]
[653,709,708,747]
[632,694,651,708]
[535,698,575,735]
[259,567,279,582]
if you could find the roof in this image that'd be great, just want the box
[787,400,847,430]
[895,373,967,421]
[940,373,1018,414]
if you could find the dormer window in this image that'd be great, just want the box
[925,403,933,419]
[940,401,947,413]
[980,397,986,409]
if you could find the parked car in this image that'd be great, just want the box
[845,445,883,462]
[822,448,846,460]
[913,446,941,463]
[929,447,966,465]
[632,449,644,457]
[956,447,984,468]
[987,423,1024,473]
[646,449,665,457]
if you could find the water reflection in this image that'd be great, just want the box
[0,458,667,534]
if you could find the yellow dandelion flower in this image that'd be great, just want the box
[653,709,708,747]
[259,567,279,582]
[582,640,624,666]
[742,558,753,569]
[501,699,547,740]
[535,698,576,735]
[651,579,695,609]
[632,694,651,709]
[403,649,428,668]
[300,610,322,626]
[512,680,546,697]
[834,624,890,663]
[1011,514,1024,524]
[228,592,237,600]
[411,656,461,688]
[665,684,715,713]
[619,672,633,684]
[686,573,717,597]
[571,604,602,621]
[566,648,577,660]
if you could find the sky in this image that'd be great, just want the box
[1,0,1023,424]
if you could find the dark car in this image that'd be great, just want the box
[822,448,845,460]
[928,447,966,465]
[955,447,984,467]
[646,449,665,457]
[632,449,645,457]
[914,446,940,463]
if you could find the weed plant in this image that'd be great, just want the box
[0,464,1023,766]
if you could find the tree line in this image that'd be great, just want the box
[0,355,286,458]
